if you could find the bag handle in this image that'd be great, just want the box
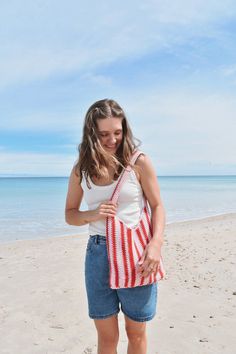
[110,150,144,204]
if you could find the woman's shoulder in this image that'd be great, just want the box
[130,150,151,183]
[134,151,155,176]
[70,164,84,185]
[134,150,149,165]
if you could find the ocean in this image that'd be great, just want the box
[0,176,235,243]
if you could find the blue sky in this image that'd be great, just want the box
[0,0,236,176]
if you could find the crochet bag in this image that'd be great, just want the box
[106,150,165,289]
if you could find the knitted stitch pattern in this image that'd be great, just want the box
[106,150,165,289]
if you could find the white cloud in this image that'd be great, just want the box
[220,64,236,77]
[1,88,235,175]
[146,0,235,25]
[0,111,83,132]
[0,0,236,89]
[81,72,113,87]
[1,1,236,175]
[0,151,78,176]
[121,89,236,170]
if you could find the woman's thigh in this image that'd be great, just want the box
[117,282,158,323]
[85,235,120,319]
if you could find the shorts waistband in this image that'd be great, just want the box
[90,235,107,244]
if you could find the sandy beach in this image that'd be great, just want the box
[0,213,235,354]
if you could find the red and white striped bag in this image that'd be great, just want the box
[106,150,165,289]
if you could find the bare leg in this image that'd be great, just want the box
[94,314,119,354]
[124,314,147,354]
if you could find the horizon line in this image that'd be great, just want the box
[0,174,236,178]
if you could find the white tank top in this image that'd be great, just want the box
[80,169,144,236]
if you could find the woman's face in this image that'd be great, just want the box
[96,117,123,154]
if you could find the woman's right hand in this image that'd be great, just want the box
[92,201,118,221]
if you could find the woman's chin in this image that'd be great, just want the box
[104,146,118,154]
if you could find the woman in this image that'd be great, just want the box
[65,98,165,354]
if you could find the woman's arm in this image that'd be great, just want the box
[135,153,166,277]
[65,166,117,226]
[65,166,96,226]
[136,153,166,246]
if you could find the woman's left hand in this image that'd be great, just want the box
[138,239,162,278]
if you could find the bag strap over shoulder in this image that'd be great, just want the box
[110,150,144,204]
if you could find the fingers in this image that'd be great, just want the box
[138,252,146,266]
[105,200,117,205]
[98,201,118,218]
[141,265,159,278]
[138,259,160,278]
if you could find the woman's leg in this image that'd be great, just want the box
[94,314,119,354]
[124,315,147,354]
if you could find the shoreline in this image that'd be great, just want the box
[1,211,236,246]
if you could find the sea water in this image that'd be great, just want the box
[0,176,235,243]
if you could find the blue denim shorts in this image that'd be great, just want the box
[84,234,158,322]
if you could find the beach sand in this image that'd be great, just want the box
[0,213,235,354]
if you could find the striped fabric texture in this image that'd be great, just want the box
[106,150,165,289]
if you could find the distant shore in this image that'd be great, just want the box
[0,213,235,354]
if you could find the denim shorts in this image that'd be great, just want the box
[84,234,158,322]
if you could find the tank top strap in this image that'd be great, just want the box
[129,149,144,165]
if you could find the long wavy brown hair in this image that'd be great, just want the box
[74,98,141,188]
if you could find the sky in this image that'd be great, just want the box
[0,0,236,176]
